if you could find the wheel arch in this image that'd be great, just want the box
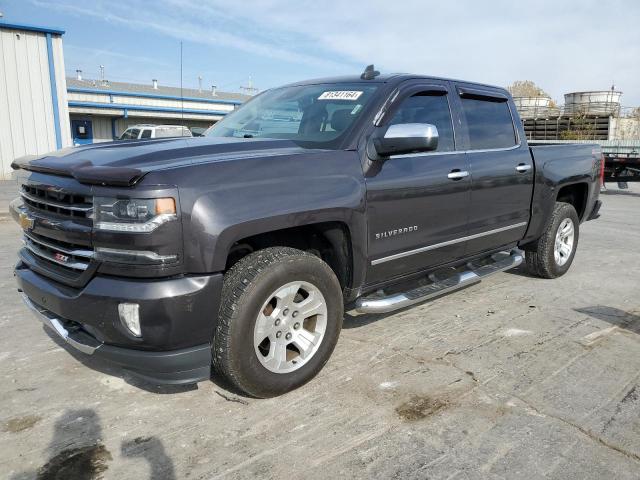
[556,182,589,220]
[216,217,357,293]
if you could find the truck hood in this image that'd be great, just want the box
[12,137,324,186]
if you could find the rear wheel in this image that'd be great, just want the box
[213,247,343,398]
[525,202,580,279]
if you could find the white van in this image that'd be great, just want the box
[119,125,193,140]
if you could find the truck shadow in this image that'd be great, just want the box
[43,328,197,394]
[42,327,247,397]
[10,408,176,480]
[501,263,535,278]
[574,305,640,335]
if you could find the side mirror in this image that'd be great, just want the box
[369,123,439,159]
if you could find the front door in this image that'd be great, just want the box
[364,81,471,285]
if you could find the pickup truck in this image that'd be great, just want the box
[10,67,603,398]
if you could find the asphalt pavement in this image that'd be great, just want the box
[0,183,639,479]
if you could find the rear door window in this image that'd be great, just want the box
[388,92,455,152]
[460,97,516,150]
[140,129,152,138]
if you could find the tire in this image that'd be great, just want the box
[525,202,580,279]
[213,247,344,398]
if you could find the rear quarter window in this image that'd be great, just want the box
[460,97,516,150]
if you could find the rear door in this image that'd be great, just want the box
[453,85,534,256]
[364,80,471,284]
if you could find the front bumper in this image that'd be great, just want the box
[15,263,223,384]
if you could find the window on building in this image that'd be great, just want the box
[460,97,516,150]
[388,92,455,152]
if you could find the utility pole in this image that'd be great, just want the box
[198,75,202,93]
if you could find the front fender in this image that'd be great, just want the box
[176,150,368,282]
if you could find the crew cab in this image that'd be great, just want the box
[10,67,603,397]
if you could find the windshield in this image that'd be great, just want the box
[205,83,379,148]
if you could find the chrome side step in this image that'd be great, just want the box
[354,250,523,315]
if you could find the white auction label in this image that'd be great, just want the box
[318,91,363,100]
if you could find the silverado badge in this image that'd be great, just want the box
[375,225,418,240]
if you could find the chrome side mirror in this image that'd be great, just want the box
[369,123,439,158]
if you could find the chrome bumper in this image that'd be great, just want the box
[20,293,102,355]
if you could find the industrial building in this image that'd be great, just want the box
[513,88,639,142]
[512,89,640,182]
[0,22,71,179]
[0,21,249,179]
[66,76,249,145]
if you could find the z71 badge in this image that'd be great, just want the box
[375,225,418,240]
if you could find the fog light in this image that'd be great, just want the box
[118,303,141,337]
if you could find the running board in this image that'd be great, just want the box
[354,250,523,315]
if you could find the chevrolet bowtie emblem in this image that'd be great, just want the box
[19,212,35,230]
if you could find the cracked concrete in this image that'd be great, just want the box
[0,183,639,479]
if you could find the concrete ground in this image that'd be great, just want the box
[1,183,639,480]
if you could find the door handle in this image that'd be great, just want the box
[516,163,532,173]
[448,169,469,180]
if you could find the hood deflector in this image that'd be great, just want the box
[12,157,143,187]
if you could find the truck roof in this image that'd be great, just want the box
[283,73,509,95]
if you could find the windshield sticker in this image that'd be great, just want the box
[318,91,363,101]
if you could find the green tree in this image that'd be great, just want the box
[560,114,597,140]
[508,80,557,107]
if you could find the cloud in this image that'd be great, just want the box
[64,44,171,68]
[197,0,640,104]
[31,0,640,104]
[30,0,355,71]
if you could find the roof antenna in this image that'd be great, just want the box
[180,41,184,136]
[361,64,380,80]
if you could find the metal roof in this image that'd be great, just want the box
[67,78,250,103]
[0,21,65,35]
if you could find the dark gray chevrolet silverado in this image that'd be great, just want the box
[11,69,603,397]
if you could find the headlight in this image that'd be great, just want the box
[94,197,177,232]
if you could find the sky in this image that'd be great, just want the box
[1,0,639,106]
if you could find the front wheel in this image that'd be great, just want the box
[213,247,343,398]
[525,202,580,279]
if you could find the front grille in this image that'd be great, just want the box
[20,184,92,218]
[23,232,93,272]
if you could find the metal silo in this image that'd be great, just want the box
[563,90,622,116]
